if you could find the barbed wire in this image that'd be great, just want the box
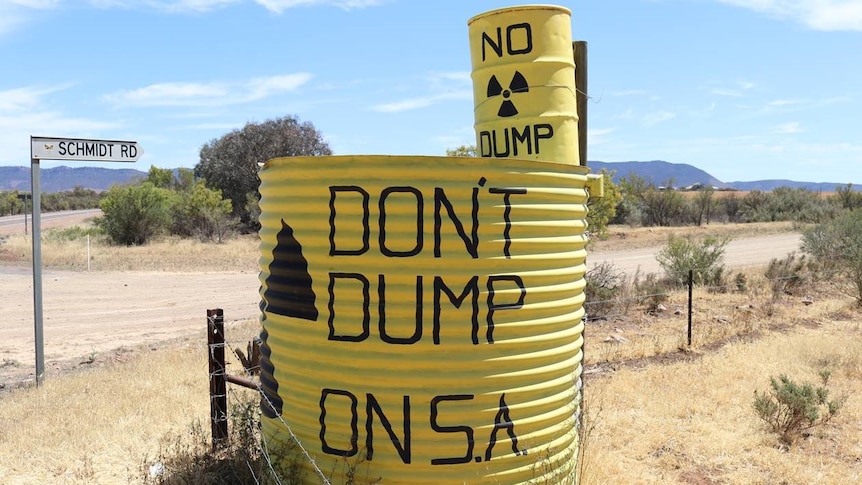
[203,260,853,482]
[207,334,333,485]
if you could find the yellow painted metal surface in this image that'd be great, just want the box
[258,155,588,484]
[469,5,579,165]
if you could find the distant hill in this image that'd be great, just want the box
[589,160,728,189]
[0,162,858,193]
[0,166,147,192]
[588,160,858,192]
[725,180,853,192]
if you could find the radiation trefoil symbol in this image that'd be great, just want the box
[487,71,529,118]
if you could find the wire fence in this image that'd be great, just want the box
[207,310,333,485]
[204,260,854,483]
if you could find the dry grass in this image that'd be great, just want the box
[1,220,861,484]
[581,309,862,485]
[0,319,261,485]
[0,226,259,272]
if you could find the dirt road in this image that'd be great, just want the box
[0,269,261,386]
[0,230,803,387]
[588,233,803,274]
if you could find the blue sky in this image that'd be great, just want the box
[0,0,860,184]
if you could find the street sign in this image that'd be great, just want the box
[31,136,143,162]
[28,134,144,385]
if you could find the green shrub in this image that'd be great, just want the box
[656,234,729,288]
[802,210,862,306]
[97,182,174,245]
[752,374,844,446]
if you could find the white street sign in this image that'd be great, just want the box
[31,136,143,162]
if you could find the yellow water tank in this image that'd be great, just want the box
[258,154,588,483]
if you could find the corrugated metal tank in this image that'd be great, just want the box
[259,155,588,483]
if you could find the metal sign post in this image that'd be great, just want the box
[29,136,143,386]
[30,158,44,385]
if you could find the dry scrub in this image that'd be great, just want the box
[2,220,861,484]
[0,320,260,484]
[581,312,862,484]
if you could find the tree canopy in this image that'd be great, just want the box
[195,115,332,229]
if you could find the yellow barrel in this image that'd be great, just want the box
[259,155,588,484]
[469,5,579,165]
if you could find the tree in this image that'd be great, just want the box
[619,174,684,227]
[97,182,174,245]
[833,183,862,210]
[175,167,195,192]
[147,165,174,189]
[720,192,741,223]
[691,185,715,226]
[172,181,234,242]
[446,145,478,157]
[586,169,621,237]
[195,115,332,230]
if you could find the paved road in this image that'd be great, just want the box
[0,209,101,235]
[587,232,803,275]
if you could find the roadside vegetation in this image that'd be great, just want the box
[1,221,860,484]
[2,140,861,484]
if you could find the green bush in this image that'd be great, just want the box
[753,374,844,446]
[97,182,174,245]
[656,234,729,287]
[171,181,234,242]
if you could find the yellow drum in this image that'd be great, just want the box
[469,5,580,166]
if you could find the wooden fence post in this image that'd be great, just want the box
[207,308,228,449]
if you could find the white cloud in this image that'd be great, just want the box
[712,88,744,97]
[0,85,68,111]
[609,89,647,97]
[0,112,119,164]
[5,0,61,7]
[2,0,385,15]
[768,99,805,107]
[642,110,676,126]
[253,0,382,13]
[772,121,803,134]
[371,72,472,113]
[0,0,59,36]
[141,0,238,13]
[104,73,313,107]
[0,84,118,164]
[718,0,862,31]
[588,127,615,146]
[710,80,754,97]
[372,91,471,113]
